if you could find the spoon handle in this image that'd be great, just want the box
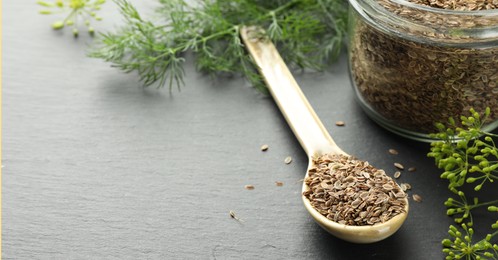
[241,26,344,157]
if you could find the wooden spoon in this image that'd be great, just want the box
[240,26,409,244]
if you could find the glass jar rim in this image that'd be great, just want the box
[386,0,498,16]
[350,0,498,45]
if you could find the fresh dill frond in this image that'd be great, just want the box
[89,0,348,91]
[90,0,186,90]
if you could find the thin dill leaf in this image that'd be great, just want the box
[90,0,188,90]
[315,0,348,63]
[115,0,143,22]
[267,12,283,40]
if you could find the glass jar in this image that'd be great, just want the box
[347,0,498,141]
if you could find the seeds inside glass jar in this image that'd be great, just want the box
[348,0,498,137]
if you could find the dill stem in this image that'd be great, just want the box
[270,0,301,15]
[64,8,78,24]
[467,199,498,211]
[149,26,238,62]
[317,0,341,34]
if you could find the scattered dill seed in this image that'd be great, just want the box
[275,181,283,186]
[394,162,405,170]
[229,210,243,222]
[388,149,399,155]
[284,156,293,164]
[408,167,416,172]
[244,185,255,190]
[412,194,422,202]
[335,121,345,126]
[394,171,401,179]
[260,144,269,151]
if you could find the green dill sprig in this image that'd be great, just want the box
[442,223,498,260]
[428,107,498,190]
[445,191,498,224]
[89,0,348,91]
[37,0,106,37]
[429,107,498,259]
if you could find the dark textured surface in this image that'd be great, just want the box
[3,1,495,259]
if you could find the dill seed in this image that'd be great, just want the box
[394,171,401,179]
[260,144,269,151]
[275,181,283,186]
[302,154,407,226]
[412,194,422,202]
[394,163,404,170]
[335,121,345,126]
[284,156,292,164]
[388,149,399,155]
[229,210,243,222]
[400,183,412,191]
[408,167,416,172]
[244,185,255,190]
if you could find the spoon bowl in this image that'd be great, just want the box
[302,163,409,243]
[241,26,409,243]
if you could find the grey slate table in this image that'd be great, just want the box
[4,1,497,259]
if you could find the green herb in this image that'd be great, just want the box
[428,108,498,259]
[89,0,348,91]
[442,223,498,260]
[37,0,106,37]
[428,108,498,191]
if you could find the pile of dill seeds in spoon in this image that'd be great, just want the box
[303,154,407,226]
